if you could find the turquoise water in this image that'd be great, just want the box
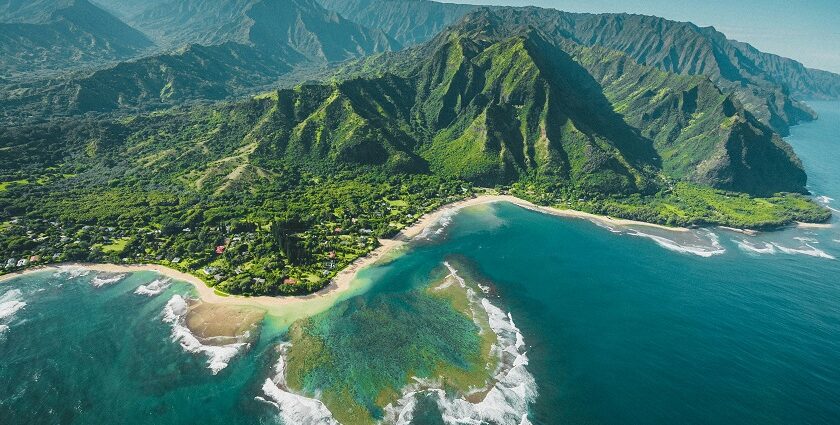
[0,271,285,424]
[1,102,839,424]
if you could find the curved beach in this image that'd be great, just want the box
[0,195,692,311]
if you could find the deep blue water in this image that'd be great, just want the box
[0,102,839,424]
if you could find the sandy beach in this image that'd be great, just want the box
[797,221,835,229]
[0,194,692,311]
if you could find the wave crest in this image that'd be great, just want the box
[53,266,91,280]
[628,229,726,257]
[383,263,537,425]
[256,343,339,425]
[416,208,458,241]
[0,289,26,336]
[162,295,249,375]
[135,278,172,296]
[734,239,777,255]
[91,273,126,288]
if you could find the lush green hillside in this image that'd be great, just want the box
[0,0,398,122]
[0,19,830,295]
[322,2,840,135]
[0,1,832,295]
[0,0,153,79]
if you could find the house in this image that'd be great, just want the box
[215,245,226,255]
[5,259,15,269]
[328,251,337,259]
[171,257,181,264]
[29,255,41,263]
[253,278,266,284]
[17,259,28,267]
[283,278,298,285]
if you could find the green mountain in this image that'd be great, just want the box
[0,0,153,78]
[321,2,840,135]
[315,22,807,196]
[7,23,806,197]
[0,0,398,120]
[0,2,831,295]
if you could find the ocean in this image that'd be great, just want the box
[1,102,839,424]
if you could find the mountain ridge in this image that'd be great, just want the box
[322,1,840,135]
[0,0,154,78]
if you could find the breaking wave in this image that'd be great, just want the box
[734,239,778,255]
[52,266,91,280]
[816,196,840,213]
[772,242,836,260]
[255,342,339,425]
[0,289,26,336]
[91,273,126,288]
[628,229,726,258]
[383,262,537,425]
[735,237,835,260]
[416,208,457,241]
[162,295,249,375]
[135,278,172,297]
[589,219,622,234]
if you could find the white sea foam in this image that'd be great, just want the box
[416,208,457,241]
[135,278,172,296]
[817,195,835,204]
[771,242,836,260]
[0,288,25,315]
[734,239,777,255]
[0,289,26,336]
[0,299,26,321]
[383,262,537,425]
[627,229,726,257]
[816,196,840,213]
[256,342,339,425]
[52,266,92,280]
[91,273,126,288]
[162,295,248,374]
[589,219,622,234]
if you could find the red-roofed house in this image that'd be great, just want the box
[215,245,226,254]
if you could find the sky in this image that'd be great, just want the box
[446,0,840,74]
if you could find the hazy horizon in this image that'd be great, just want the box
[445,0,840,75]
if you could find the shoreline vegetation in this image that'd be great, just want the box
[1,194,833,312]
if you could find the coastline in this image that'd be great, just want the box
[0,194,694,310]
[2,194,833,310]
